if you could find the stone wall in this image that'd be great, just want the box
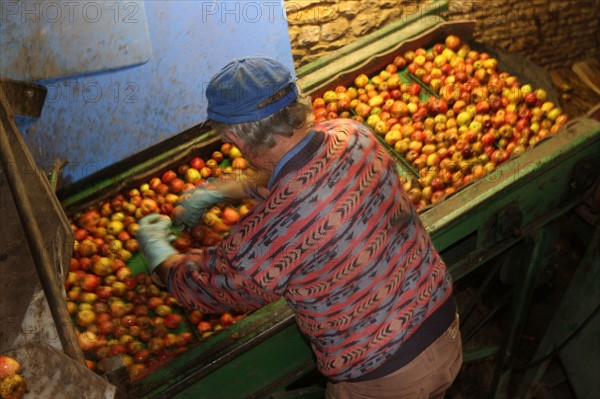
[285,0,600,71]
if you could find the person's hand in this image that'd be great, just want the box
[136,214,178,274]
[172,187,225,230]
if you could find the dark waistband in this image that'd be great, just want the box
[350,295,457,382]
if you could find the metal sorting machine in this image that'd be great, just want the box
[1,17,599,399]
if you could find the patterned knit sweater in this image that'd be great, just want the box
[167,119,454,381]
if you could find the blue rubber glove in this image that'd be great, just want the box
[171,186,225,230]
[136,214,179,274]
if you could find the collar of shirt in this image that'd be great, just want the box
[268,129,316,189]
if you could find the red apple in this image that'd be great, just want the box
[491,149,508,164]
[125,341,144,357]
[123,276,137,290]
[476,100,490,114]
[116,267,132,281]
[189,157,204,170]
[0,356,21,380]
[177,163,190,176]
[95,313,111,325]
[152,323,169,338]
[393,55,407,69]
[163,333,177,348]
[427,98,448,115]
[77,209,101,230]
[138,329,153,343]
[169,178,185,194]
[156,183,170,196]
[136,273,151,285]
[78,239,98,257]
[80,273,100,292]
[137,316,152,329]
[133,348,150,364]
[172,236,192,251]
[147,297,164,310]
[390,101,410,119]
[481,132,496,147]
[452,100,467,114]
[515,118,530,132]
[110,301,128,318]
[161,170,177,184]
[149,177,162,191]
[140,198,159,215]
[69,258,81,272]
[164,313,183,329]
[523,92,537,106]
[176,332,193,347]
[445,35,461,51]
[97,320,115,336]
[109,344,126,357]
[129,195,142,207]
[219,312,234,327]
[221,207,240,225]
[221,143,233,156]
[110,198,123,213]
[197,321,212,334]
[78,331,102,351]
[148,337,165,355]
[74,228,88,242]
[188,310,204,325]
[124,239,140,254]
[134,304,149,317]
[211,151,224,163]
[121,314,137,327]
[232,158,248,170]
[115,230,130,242]
[77,257,91,272]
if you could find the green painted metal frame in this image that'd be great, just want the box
[170,323,314,399]
[128,300,310,399]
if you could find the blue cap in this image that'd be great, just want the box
[206,56,298,123]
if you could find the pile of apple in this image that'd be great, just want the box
[0,355,27,399]
[66,143,252,380]
[311,34,569,210]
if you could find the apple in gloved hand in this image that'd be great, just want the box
[135,214,179,276]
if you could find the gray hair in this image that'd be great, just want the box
[211,84,313,157]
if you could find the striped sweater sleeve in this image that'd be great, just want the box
[166,247,279,313]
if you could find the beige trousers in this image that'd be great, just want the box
[326,315,463,399]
